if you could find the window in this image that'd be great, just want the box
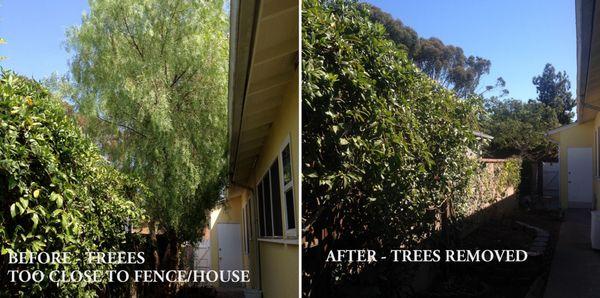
[257,159,283,237]
[256,137,296,239]
[270,161,283,235]
[281,143,296,235]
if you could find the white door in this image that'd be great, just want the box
[217,223,243,271]
[567,147,593,206]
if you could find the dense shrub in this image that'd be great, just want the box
[302,0,482,296]
[456,158,522,233]
[0,70,145,297]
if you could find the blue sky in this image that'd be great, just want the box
[0,1,577,101]
[366,0,576,101]
[0,1,89,80]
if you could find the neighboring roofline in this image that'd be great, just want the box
[546,122,580,136]
[228,0,260,182]
[576,0,596,122]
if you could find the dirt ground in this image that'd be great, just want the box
[423,208,562,298]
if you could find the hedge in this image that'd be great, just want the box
[302,0,482,296]
[0,69,145,297]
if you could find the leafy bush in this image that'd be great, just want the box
[302,0,482,296]
[0,70,145,297]
[482,98,559,161]
[455,158,522,232]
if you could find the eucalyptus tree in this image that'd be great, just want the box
[66,0,228,277]
[365,3,493,98]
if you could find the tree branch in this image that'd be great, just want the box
[122,15,144,59]
[170,67,190,88]
[97,116,146,138]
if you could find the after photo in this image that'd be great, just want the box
[301,0,597,297]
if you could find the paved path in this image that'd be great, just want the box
[544,209,600,298]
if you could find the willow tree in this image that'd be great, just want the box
[66,0,228,273]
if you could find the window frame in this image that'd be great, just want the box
[279,136,297,237]
[256,158,283,239]
[255,135,297,241]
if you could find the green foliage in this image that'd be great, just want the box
[65,0,228,242]
[482,98,559,161]
[302,0,481,295]
[365,4,496,98]
[456,158,522,225]
[532,63,576,125]
[0,70,145,296]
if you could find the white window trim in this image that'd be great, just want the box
[279,135,297,238]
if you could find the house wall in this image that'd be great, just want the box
[550,120,594,208]
[213,74,298,297]
[246,74,299,298]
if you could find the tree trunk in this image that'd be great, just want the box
[157,230,180,297]
[149,220,160,270]
[147,224,181,297]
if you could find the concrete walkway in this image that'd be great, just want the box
[544,209,600,298]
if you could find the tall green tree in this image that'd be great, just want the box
[365,4,494,98]
[481,97,560,195]
[482,98,559,162]
[66,0,228,279]
[532,63,576,124]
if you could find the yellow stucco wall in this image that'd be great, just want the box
[250,75,299,226]
[550,120,594,208]
[246,74,299,298]
[209,189,261,288]
[213,73,299,295]
[259,241,299,298]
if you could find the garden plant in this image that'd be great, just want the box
[0,70,146,297]
[302,0,497,296]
